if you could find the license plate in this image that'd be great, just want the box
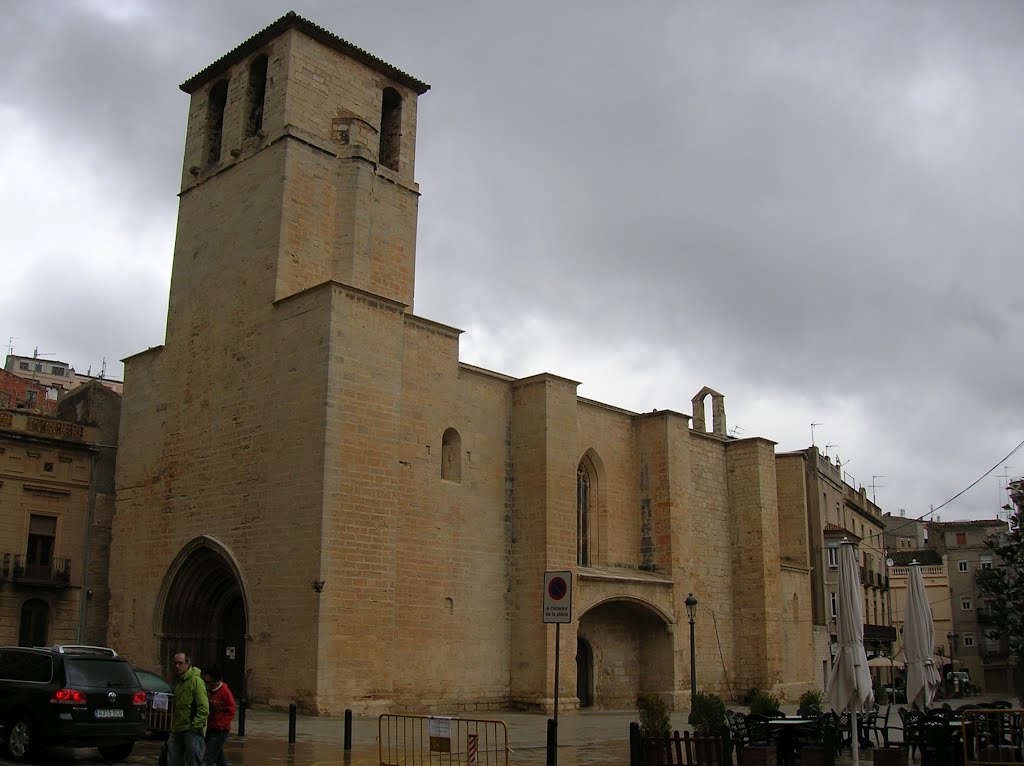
[94,709,124,719]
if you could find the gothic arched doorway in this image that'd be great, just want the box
[158,536,249,697]
[576,637,594,707]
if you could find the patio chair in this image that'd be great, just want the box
[834,710,853,755]
[798,713,837,766]
[728,711,750,746]
[869,704,897,747]
[899,707,926,761]
[920,711,958,766]
[745,714,772,746]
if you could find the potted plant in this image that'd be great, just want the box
[748,689,782,717]
[689,691,731,766]
[635,692,672,765]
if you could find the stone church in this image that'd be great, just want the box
[108,13,815,714]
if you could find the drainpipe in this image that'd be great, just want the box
[78,450,97,643]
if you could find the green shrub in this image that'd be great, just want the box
[637,692,672,738]
[688,690,728,735]
[740,687,760,705]
[748,689,781,716]
[798,689,824,709]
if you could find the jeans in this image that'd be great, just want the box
[167,730,205,766]
[204,729,231,766]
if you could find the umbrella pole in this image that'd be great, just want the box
[851,714,859,766]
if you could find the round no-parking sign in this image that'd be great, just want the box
[543,571,572,623]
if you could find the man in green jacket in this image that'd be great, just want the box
[167,652,210,766]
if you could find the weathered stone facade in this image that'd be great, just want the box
[0,380,119,648]
[108,13,815,714]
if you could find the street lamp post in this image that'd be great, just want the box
[947,632,959,698]
[686,593,698,704]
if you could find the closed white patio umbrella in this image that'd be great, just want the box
[904,561,942,707]
[827,539,874,766]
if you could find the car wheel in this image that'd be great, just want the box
[98,742,135,762]
[5,718,36,762]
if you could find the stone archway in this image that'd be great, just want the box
[157,536,249,697]
[578,598,674,709]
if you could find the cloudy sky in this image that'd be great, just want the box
[2,1,1022,523]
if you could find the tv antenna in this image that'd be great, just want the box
[869,475,886,505]
[810,422,822,446]
[825,444,838,457]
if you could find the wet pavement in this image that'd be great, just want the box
[0,695,1007,766]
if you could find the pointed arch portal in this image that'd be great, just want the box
[158,536,249,697]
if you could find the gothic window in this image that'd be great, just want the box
[246,55,268,138]
[379,87,402,172]
[19,599,48,647]
[205,80,229,166]
[577,464,591,566]
[441,428,461,482]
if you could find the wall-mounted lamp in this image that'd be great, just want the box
[312,579,325,594]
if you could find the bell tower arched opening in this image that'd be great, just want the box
[157,536,249,697]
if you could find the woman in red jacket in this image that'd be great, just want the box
[202,665,236,766]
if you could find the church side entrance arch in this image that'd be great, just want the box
[157,537,249,698]
[577,598,673,709]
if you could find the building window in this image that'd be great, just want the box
[980,555,992,570]
[958,560,969,572]
[50,366,63,376]
[379,87,402,172]
[43,462,54,473]
[246,54,268,137]
[26,515,56,580]
[26,391,37,406]
[962,634,975,648]
[956,532,967,545]
[961,597,972,611]
[577,463,592,567]
[440,428,461,482]
[830,592,837,619]
[18,599,49,647]
[205,80,229,166]
[827,547,838,568]
[18,361,29,370]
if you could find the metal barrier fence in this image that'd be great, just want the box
[960,709,1024,766]
[379,714,509,766]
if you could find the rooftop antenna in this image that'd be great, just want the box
[6,337,17,357]
[811,422,822,446]
[869,475,887,505]
[825,443,838,457]
[998,466,1015,509]
[728,425,744,438]
[100,357,107,378]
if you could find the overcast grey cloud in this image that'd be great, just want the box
[2,0,1022,523]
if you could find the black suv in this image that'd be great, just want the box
[0,645,147,762]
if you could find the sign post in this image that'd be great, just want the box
[543,571,572,766]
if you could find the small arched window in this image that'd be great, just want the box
[19,598,48,647]
[205,80,229,166]
[246,55,268,138]
[379,87,402,172]
[441,428,461,482]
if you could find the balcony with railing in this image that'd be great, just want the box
[9,554,71,587]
